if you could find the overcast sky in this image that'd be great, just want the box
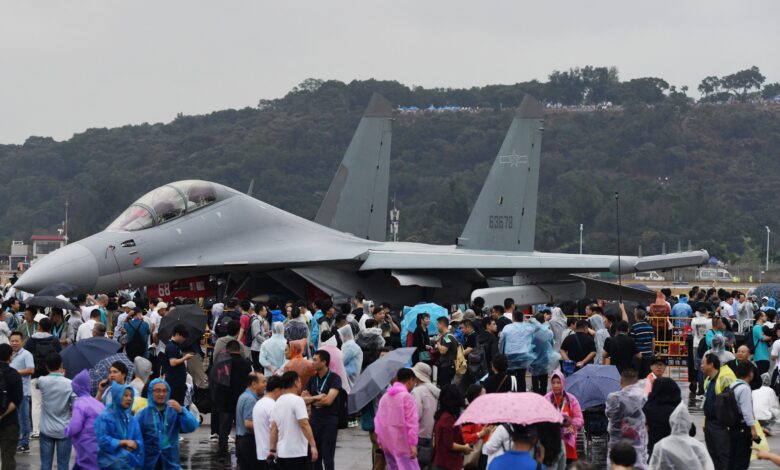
[1,1,778,144]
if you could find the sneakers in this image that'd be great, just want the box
[17,445,30,454]
[228,436,235,444]
[209,433,219,441]
[30,431,39,439]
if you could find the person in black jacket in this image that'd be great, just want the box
[643,377,684,457]
[477,317,500,368]
[0,343,23,469]
[410,313,432,365]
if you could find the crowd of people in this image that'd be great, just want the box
[2,286,780,469]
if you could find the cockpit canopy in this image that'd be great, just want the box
[107,180,221,231]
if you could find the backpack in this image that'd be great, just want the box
[215,314,233,338]
[337,388,349,429]
[697,334,709,359]
[244,315,264,347]
[31,338,58,379]
[455,342,467,376]
[467,343,488,378]
[715,382,747,427]
[124,320,147,361]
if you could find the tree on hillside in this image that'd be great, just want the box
[620,77,669,104]
[698,76,722,97]
[546,68,586,105]
[763,82,780,99]
[721,66,765,102]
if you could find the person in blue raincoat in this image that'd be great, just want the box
[94,383,144,469]
[134,378,199,469]
[529,313,559,395]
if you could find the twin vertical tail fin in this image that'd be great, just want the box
[315,93,393,241]
[458,95,544,252]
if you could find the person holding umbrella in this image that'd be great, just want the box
[374,368,420,470]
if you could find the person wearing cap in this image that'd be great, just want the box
[123,307,151,361]
[487,423,543,470]
[114,300,136,339]
[411,362,439,466]
[450,310,465,344]
[150,301,169,377]
[434,317,458,387]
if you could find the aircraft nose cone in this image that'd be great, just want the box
[15,243,98,294]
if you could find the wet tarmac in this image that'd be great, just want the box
[14,413,371,469]
[11,395,780,469]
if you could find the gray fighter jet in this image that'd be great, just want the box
[16,95,708,305]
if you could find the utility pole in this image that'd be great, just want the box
[389,195,400,242]
[767,226,771,272]
[579,224,583,255]
[64,198,69,245]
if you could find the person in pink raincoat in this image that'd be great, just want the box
[544,369,584,463]
[374,368,420,470]
[320,331,351,393]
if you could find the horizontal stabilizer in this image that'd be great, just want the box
[609,251,709,274]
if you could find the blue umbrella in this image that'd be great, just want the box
[61,337,122,379]
[88,353,134,396]
[564,364,621,409]
[348,347,415,414]
[400,303,448,343]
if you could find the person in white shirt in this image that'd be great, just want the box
[269,371,318,469]
[253,375,283,469]
[719,295,735,321]
[76,309,102,342]
[0,310,11,344]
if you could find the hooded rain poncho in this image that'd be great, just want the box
[134,378,199,469]
[606,381,649,469]
[544,370,584,453]
[549,307,568,351]
[339,324,363,387]
[374,381,419,458]
[588,315,610,365]
[498,321,537,370]
[529,319,560,375]
[64,370,105,470]
[131,356,153,396]
[706,334,735,364]
[259,322,287,376]
[94,383,144,470]
[283,338,315,386]
[649,402,714,470]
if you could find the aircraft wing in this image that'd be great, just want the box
[358,246,709,274]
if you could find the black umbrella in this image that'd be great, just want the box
[158,304,207,348]
[36,282,78,297]
[27,296,77,311]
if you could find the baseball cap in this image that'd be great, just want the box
[157,302,168,310]
[121,301,136,309]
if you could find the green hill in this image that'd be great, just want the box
[3,71,780,266]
